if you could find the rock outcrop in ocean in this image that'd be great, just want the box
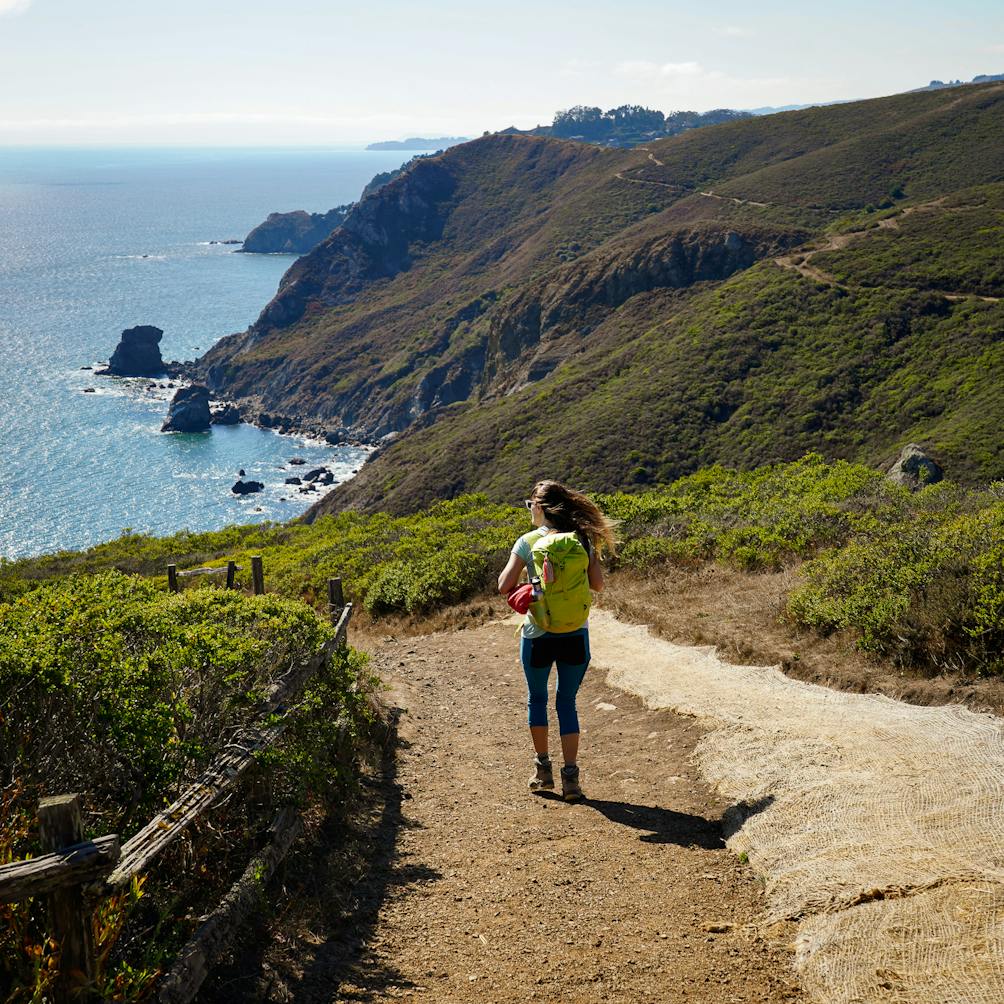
[231,479,264,495]
[161,385,211,433]
[105,325,166,376]
[240,208,351,255]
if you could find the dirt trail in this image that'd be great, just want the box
[698,191,771,209]
[615,165,1001,304]
[298,618,803,1003]
[774,202,1003,301]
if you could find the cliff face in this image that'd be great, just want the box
[477,225,789,396]
[253,157,457,333]
[197,134,802,439]
[239,158,421,257]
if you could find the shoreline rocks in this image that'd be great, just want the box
[161,385,212,433]
[232,480,264,495]
[211,403,241,425]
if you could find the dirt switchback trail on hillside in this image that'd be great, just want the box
[299,618,803,1004]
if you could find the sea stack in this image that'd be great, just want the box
[161,385,211,433]
[106,325,166,376]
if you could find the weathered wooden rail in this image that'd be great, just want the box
[0,563,353,1004]
[167,555,264,593]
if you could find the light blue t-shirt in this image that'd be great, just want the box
[511,527,591,639]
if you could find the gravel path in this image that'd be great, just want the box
[310,618,804,1003]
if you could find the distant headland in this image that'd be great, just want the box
[366,137,469,151]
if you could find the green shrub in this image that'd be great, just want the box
[0,572,357,827]
[0,494,527,619]
[789,489,1004,673]
[601,454,888,571]
[0,571,375,1003]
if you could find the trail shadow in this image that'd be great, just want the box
[199,708,441,1002]
[582,796,725,849]
[286,709,443,1003]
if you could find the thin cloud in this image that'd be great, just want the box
[0,0,33,14]
[560,57,603,77]
[615,60,708,80]
[611,58,796,107]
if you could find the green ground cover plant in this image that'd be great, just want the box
[0,573,375,1002]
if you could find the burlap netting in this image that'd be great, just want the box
[589,610,1004,1004]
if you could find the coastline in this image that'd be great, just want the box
[105,363,376,505]
[0,146,410,563]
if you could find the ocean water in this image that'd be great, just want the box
[0,147,410,560]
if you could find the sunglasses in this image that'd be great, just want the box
[524,499,536,510]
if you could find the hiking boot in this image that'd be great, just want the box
[528,755,554,792]
[561,764,584,803]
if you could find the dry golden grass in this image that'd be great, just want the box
[599,564,1004,717]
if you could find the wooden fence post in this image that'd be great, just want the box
[327,577,343,624]
[251,556,264,596]
[38,795,95,1003]
[167,564,179,593]
[225,561,237,590]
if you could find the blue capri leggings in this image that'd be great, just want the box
[520,627,590,735]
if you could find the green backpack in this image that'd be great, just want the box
[528,530,592,633]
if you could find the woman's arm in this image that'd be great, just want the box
[587,550,604,592]
[498,552,525,594]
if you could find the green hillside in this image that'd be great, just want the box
[192,82,1004,513]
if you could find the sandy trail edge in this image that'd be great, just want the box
[589,609,1004,1004]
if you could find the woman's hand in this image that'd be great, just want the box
[498,553,525,595]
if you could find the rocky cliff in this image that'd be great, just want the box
[198,134,805,440]
[239,158,424,257]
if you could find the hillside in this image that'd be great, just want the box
[194,83,1004,514]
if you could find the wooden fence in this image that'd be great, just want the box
[0,559,353,1004]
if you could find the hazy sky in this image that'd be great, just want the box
[1,0,1002,145]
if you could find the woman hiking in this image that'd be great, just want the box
[497,481,617,803]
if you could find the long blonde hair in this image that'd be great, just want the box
[531,480,618,559]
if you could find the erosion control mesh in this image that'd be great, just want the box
[589,610,1004,1004]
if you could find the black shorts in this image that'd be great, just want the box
[524,629,589,669]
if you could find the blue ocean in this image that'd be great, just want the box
[0,147,409,560]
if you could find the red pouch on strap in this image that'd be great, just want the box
[506,583,534,615]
